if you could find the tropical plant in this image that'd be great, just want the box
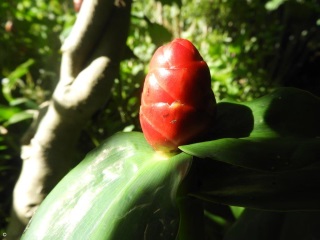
[21,87,320,239]
[1,0,320,239]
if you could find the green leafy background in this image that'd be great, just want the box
[1,0,320,238]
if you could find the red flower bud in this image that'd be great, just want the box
[140,38,216,153]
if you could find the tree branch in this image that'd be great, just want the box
[6,0,132,239]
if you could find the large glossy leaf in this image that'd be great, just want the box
[244,87,320,138]
[180,142,320,211]
[180,137,320,173]
[209,87,320,139]
[22,132,192,240]
[179,88,320,211]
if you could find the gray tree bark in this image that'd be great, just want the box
[5,0,132,239]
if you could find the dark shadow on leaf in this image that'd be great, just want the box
[185,157,320,211]
[224,209,286,240]
[225,209,320,240]
[209,102,254,139]
[263,88,320,138]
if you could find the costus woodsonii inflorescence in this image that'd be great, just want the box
[140,38,216,153]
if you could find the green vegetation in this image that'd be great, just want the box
[1,0,320,236]
[21,88,320,239]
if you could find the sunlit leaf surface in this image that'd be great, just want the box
[22,132,192,240]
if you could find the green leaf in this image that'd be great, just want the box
[145,17,172,47]
[10,97,39,109]
[179,88,320,211]
[0,104,20,122]
[180,137,320,172]
[181,88,320,173]
[209,88,320,139]
[2,59,35,103]
[244,87,320,138]
[5,110,34,126]
[181,155,320,211]
[22,132,192,240]
[224,209,286,240]
[6,59,35,83]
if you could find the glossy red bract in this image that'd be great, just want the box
[140,38,216,153]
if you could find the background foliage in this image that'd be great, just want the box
[1,0,320,235]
